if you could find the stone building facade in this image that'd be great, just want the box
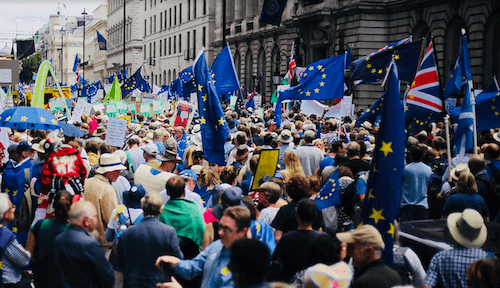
[84,3,108,83]
[214,0,500,107]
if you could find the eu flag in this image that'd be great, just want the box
[97,30,107,50]
[72,53,79,73]
[81,80,101,99]
[108,69,128,84]
[349,38,423,87]
[259,0,287,26]
[234,90,246,115]
[194,50,230,166]
[315,167,341,210]
[180,66,194,85]
[455,82,474,157]
[177,132,188,160]
[476,83,500,131]
[362,60,406,267]
[211,44,241,96]
[443,34,472,99]
[179,66,197,100]
[355,95,384,127]
[168,79,182,99]
[70,83,78,93]
[121,65,150,97]
[280,53,346,101]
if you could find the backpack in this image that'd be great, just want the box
[15,168,38,232]
[341,172,363,217]
[109,205,144,265]
[393,246,413,285]
[487,163,500,198]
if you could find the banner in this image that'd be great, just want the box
[49,97,65,113]
[32,61,51,108]
[106,103,117,118]
[127,103,137,114]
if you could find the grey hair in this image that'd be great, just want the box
[68,201,96,224]
[141,192,164,216]
[0,194,10,222]
[164,137,177,152]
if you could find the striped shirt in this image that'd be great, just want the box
[2,238,31,284]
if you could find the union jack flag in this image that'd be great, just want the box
[405,41,444,135]
[288,42,296,81]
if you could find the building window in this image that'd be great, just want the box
[144,44,146,60]
[164,38,167,56]
[173,36,176,54]
[153,42,156,65]
[154,0,156,7]
[179,33,182,52]
[144,19,147,36]
[194,0,197,18]
[159,74,161,85]
[160,13,162,31]
[165,10,167,29]
[188,0,191,21]
[169,8,172,27]
[145,0,147,11]
[154,15,156,33]
[169,37,172,55]
[149,42,152,62]
[203,0,206,15]
[179,4,182,24]
[150,17,152,34]
[174,6,177,25]
[160,39,162,56]
[202,27,206,47]
[187,31,190,52]
[163,70,166,85]
[150,0,152,9]
[193,29,196,54]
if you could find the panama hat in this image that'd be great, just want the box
[278,129,293,144]
[93,126,107,137]
[157,149,182,163]
[447,209,487,248]
[95,153,127,174]
[451,163,470,181]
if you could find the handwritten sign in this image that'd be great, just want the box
[174,101,194,129]
[92,103,105,113]
[127,103,137,114]
[49,97,65,113]
[71,99,93,123]
[153,100,163,114]
[105,118,128,147]
[140,103,151,117]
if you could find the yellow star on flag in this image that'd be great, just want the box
[394,55,400,60]
[21,116,27,121]
[211,73,215,78]
[12,227,18,233]
[492,106,496,110]
[368,188,375,199]
[319,82,325,87]
[314,88,320,93]
[198,84,203,91]
[218,117,225,125]
[309,66,315,71]
[387,223,395,237]
[317,65,323,70]
[367,64,372,68]
[306,91,311,96]
[371,69,376,74]
[202,94,208,102]
[365,57,370,61]
[378,69,383,74]
[40,117,45,122]
[321,74,327,79]
[4,188,9,194]
[6,116,11,121]
[496,112,499,116]
[409,95,415,100]
[12,190,17,196]
[380,141,393,157]
[388,46,394,49]
[200,117,206,124]
[369,208,385,224]
[51,119,58,124]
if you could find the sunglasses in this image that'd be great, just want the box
[218,224,234,234]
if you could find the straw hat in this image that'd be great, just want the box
[95,154,127,174]
[451,163,470,181]
[447,209,487,248]
[93,126,107,137]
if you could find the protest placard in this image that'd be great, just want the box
[174,101,194,129]
[105,118,127,147]
[71,99,93,123]
[251,149,280,191]
[153,100,163,114]
[127,103,137,114]
[140,103,151,117]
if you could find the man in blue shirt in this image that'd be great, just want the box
[156,206,251,288]
[400,144,432,221]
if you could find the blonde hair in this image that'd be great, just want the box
[183,145,197,166]
[284,150,305,178]
[198,168,221,189]
[312,139,325,153]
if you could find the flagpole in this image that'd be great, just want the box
[469,80,478,154]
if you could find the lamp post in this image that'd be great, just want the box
[82,8,88,99]
[60,27,65,85]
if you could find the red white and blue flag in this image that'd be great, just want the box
[405,41,444,135]
[287,42,296,81]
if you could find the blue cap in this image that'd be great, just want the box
[179,169,198,181]
[123,184,147,208]
[17,141,34,153]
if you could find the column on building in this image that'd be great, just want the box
[235,0,245,23]
[245,0,255,20]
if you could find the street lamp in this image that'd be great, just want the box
[81,8,88,99]
[60,27,65,85]
[272,68,282,85]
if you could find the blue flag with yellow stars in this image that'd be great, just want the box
[212,44,241,96]
[121,65,150,97]
[443,34,472,99]
[475,85,500,131]
[177,132,188,160]
[355,95,384,127]
[315,167,341,210]
[234,89,246,115]
[194,49,230,166]
[81,80,101,99]
[349,37,423,87]
[361,59,405,267]
[108,69,128,83]
[279,53,346,101]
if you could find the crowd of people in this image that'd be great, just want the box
[0,105,499,288]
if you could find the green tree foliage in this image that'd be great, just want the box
[20,51,41,83]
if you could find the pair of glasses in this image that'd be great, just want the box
[218,224,234,234]
[195,156,204,160]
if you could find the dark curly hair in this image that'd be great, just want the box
[286,175,309,204]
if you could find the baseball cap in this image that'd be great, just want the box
[17,141,34,153]
[143,143,159,156]
[179,169,198,181]
[336,224,385,250]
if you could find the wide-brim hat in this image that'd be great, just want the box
[451,163,470,181]
[158,114,167,121]
[278,129,293,143]
[192,124,201,134]
[303,262,353,288]
[336,224,385,250]
[447,209,487,248]
[95,153,127,174]
[128,123,140,132]
[493,131,500,143]
[157,149,182,163]
[32,139,48,153]
[93,126,107,137]
[361,121,373,130]
[235,145,250,161]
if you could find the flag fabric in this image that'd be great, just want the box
[443,34,472,99]
[234,89,246,115]
[246,91,257,110]
[168,79,182,99]
[177,132,188,160]
[362,59,406,267]
[280,53,346,101]
[97,30,107,50]
[81,80,101,99]
[348,37,422,86]
[315,167,341,210]
[405,41,444,135]
[121,66,150,97]
[355,95,384,127]
[108,69,128,83]
[475,82,500,131]
[72,53,79,73]
[78,77,88,85]
[455,81,474,158]
[259,0,288,26]
[211,44,241,96]
[482,78,499,93]
[16,39,35,60]
[288,42,296,81]
[179,66,197,100]
[271,76,289,104]
[103,76,123,103]
[193,49,230,166]
[70,83,78,94]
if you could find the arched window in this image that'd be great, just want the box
[163,70,167,84]
[168,70,172,83]
[413,21,431,47]
[245,51,253,89]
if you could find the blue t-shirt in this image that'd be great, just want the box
[441,193,490,218]
[319,156,335,171]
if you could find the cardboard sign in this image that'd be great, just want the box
[119,115,131,124]
[71,99,93,123]
[127,103,137,114]
[230,95,238,108]
[142,94,155,104]
[174,101,194,129]
[153,100,163,114]
[49,97,65,113]
[105,118,128,148]
[92,103,105,113]
[251,149,280,191]
[115,101,128,114]
[140,103,152,117]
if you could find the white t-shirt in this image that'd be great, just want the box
[107,206,144,231]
